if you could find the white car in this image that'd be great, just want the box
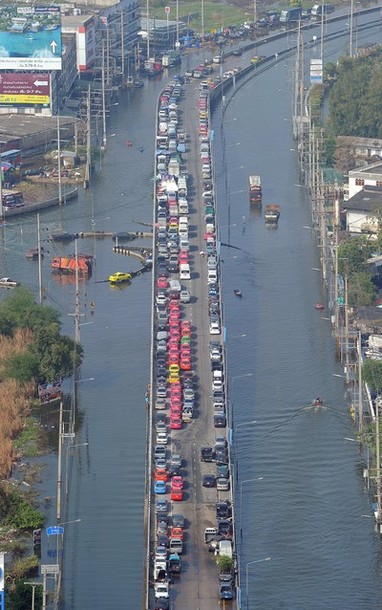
[156,431,168,445]
[209,320,220,335]
[155,582,169,599]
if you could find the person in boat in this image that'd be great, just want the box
[314,397,323,406]
[234,289,242,297]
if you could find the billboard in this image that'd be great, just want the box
[0,6,62,71]
[310,58,323,85]
[0,73,50,107]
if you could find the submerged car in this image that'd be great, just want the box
[108,271,131,284]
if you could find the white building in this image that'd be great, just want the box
[347,161,382,199]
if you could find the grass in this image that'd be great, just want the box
[13,418,41,458]
[152,1,247,31]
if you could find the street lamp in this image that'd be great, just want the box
[245,557,271,609]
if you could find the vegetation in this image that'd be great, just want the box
[337,237,377,306]
[0,486,44,530]
[216,555,234,572]
[362,360,382,394]
[151,0,246,31]
[327,47,382,138]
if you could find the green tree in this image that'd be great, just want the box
[338,236,374,275]
[29,324,83,382]
[347,271,376,306]
[362,359,382,393]
[216,555,234,573]
[2,352,39,382]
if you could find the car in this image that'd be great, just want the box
[171,453,182,468]
[154,600,169,610]
[179,251,189,264]
[201,447,214,462]
[209,320,221,335]
[170,415,182,429]
[219,583,234,600]
[155,457,167,470]
[168,362,180,374]
[217,464,229,479]
[218,520,233,537]
[169,299,180,310]
[156,498,168,514]
[170,387,182,401]
[170,526,184,540]
[154,445,166,459]
[217,477,230,491]
[157,276,168,289]
[108,271,131,284]
[202,474,216,488]
[155,397,167,411]
[215,449,228,465]
[180,345,191,357]
[180,357,192,370]
[214,413,227,428]
[180,289,190,303]
[154,582,169,599]
[154,481,167,494]
[171,487,183,501]
[155,467,168,482]
[172,475,184,490]
[156,385,167,399]
[169,463,181,477]
[180,335,191,345]
[216,500,232,519]
[156,293,168,306]
[212,378,223,391]
[157,533,169,549]
[155,418,167,432]
[156,432,168,446]
[181,320,191,333]
[172,513,185,528]
[215,436,228,450]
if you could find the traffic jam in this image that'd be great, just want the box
[150,75,235,609]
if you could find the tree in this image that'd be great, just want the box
[362,359,382,394]
[338,236,374,275]
[216,555,234,573]
[29,324,83,382]
[2,352,39,383]
[348,271,376,306]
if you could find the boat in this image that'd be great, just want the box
[26,247,44,260]
[314,303,324,310]
[134,80,144,88]
[264,204,280,223]
[313,397,324,407]
[0,277,19,287]
[249,175,262,203]
[234,289,242,297]
[51,254,93,275]
[51,232,78,242]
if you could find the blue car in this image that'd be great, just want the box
[155,481,167,494]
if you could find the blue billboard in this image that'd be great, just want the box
[0,5,62,71]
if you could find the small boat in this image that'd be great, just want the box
[265,204,280,223]
[234,289,242,297]
[126,140,133,147]
[134,80,144,88]
[26,247,44,260]
[0,277,19,288]
[51,232,77,242]
[51,255,93,275]
[313,397,324,407]
[315,303,324,310]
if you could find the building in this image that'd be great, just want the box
[342,184,382,234]
[61,14,97,74]
[347,161,382,199]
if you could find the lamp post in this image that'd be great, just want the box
[245,557,271,609]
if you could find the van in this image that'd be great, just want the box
[218,540,233,558]
[311,3,335,16]
[178,216,189,227]
[208,269,218,283]
[180,264,191,280]
[169,538,183,554]
[204,527,218,543]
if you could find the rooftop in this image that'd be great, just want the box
[342,185,382,212]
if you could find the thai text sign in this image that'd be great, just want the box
[0,73,50,106]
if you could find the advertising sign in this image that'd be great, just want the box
[0,73,50,107]
[0,5,62,71]
[310,58,323,85]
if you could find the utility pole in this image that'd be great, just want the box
[56,400,63,521]
[376,399,381,530]
[84,86,91,189]
[201,0,204,41]
[74,239,81,346]
[344,274,350,384]
[334,196,340,330]
[357,330,363,433]
[146,0,150,59]
[101,41,107,150]
[349,0,354,57]
[37,214,43,304]
[253,0,257,27]
[120,10,125,83]
[57,115,62,205]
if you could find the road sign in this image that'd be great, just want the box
[0,73,50,107]
[46,526,64,536]
[41,564,59,575]
[165,6,171,14]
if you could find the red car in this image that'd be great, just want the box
[180,357,191,371]
[170,415,182,429]
[169,299,180,310]
[170,526,184,540]
[181,321,191,334]
[171,488,183,501]
[180,346,191,357]
[157,276,168,289]
[178,251,189,264]
[169,330,181,342]
[168,338,179,349]
[172,475,184,490]
[170,388,182,401]
[155,467,168,482]
[170,397,182,409]
[168,354,180,365]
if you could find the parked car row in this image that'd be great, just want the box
[152,77,197,608]
[197,87,236,603]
